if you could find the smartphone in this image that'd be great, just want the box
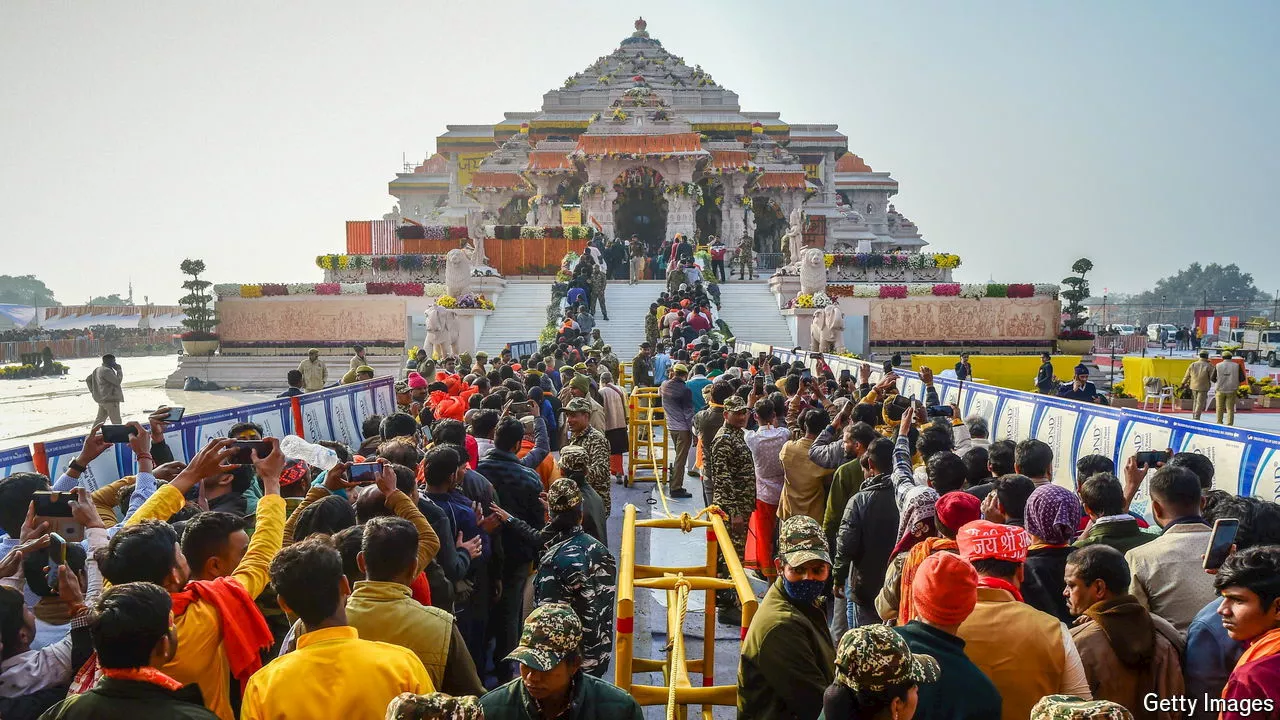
[1135,450,1171,467]
[349,461,382,485]
[230,440,271,465]
[1204,518,1240,570]
[420,425,433,443]
[32,492,84,543]
[801,370,812,381]
[151,407,185,422]
[926,405,955,418]
[101,425,136,443]
[46,533,65,591]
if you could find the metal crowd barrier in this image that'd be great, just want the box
[626,385,667,487]
[615,504,760,720]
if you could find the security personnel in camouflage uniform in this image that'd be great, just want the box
[599,344,620,380]
[479,603,643,720]
[385,692,483,720]
[734,242,754,280]
[710,395,756,621]
[563,397,613,518]
[534,478,617,678]
[589,258,609,321]
[1031,696,1135,720]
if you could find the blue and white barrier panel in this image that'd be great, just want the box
[740,343,1280,500]
[0,377,395,491]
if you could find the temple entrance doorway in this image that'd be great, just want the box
[751,197,786,255]
[695,179,723,240]
[613,186,667,248]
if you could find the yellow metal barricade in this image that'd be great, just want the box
[620,360,631,390]
[616,505,759,720]
[627,386,667,487]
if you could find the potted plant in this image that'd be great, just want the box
[1057,258,1096,354]
[1109,379,1139,408]
[178,258,220,356]
[1235,385,1254,412]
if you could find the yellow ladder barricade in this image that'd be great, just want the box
[616,504,759,720]
[627,385,667,487]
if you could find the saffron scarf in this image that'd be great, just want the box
[170,576,273,687]
[898,538,957,623]
[1235,627,1280,669]
[977,576,1023,603]
[102,666,184,692]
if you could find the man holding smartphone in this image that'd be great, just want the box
[86,354,123,425]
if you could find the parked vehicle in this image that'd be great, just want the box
[1113,324,1136,336]
[1146,323,1179,343]
[1227,327,1280,366]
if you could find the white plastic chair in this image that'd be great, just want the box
[1140,377,1175,412]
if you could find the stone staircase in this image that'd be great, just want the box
[477,279,795,357]
[715,280,794,348]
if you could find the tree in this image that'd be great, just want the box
[1060,258,1094,337]
[1134,263,1266,308]
[0,275,59,306]
[88,294,126,306]
[178,259,218,339]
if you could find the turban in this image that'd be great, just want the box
[407,372,428,390]
[912,552,978,626]
[891,486,939,557]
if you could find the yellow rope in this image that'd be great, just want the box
[666,577,692,720]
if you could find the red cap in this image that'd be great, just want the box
[936,492,982,532]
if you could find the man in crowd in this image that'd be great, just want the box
[738,516,836,720]
[1125,466,1215,633]
[563,397,612,517]
[1058,364,1103,403]
[350,344,368,373]
[1214,546,1280,714]
[298,349,327,392]
[278,369,305,398]
[1073,473,1155,554]
[1015,439,1055,487]
[1063,544,1184,714]
[1182,349,1215,420]
[87,354,124,424]
[896,552,1003,720]
[652,343,671,386]
[1035,352,1057,394]
[709,396,756,625]
[241,537,433,718]
[956,520,1092,720]
[477,417,548,683]
[660,363,696,499]
[834,437,900,628]
[954,352,973,382]
[1214,351,1245,426]
[38,582,219,720]
[479,603,642,719]
[631,342,654,388]
[628,235,645,284]
[103,437,287,720]
[778,408,834,523]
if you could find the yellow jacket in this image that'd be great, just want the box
[125,484,285,720]
[241,625,432,720]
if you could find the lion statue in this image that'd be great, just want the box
[798,247,827,297]
[445,248,473,298]
[425,304,460,359]
[808,303,846,353]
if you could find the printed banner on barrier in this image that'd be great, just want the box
[0,447,35,477]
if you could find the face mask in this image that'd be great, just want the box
[782,578,827,607]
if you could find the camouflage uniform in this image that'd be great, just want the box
[589,263,608,320]
[534,479,618,678]
[600,346,621,380]
[710,396,756,597]
[1030,696,1135,720]
[386,692,483,720]
[834,624,940,692]
[504,602,582,671]
[735,243,754,280]
[644,313,659,347]
[564,398,613,516]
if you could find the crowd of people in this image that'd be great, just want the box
[5,326,1280,719]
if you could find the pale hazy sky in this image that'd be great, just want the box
[2,1,1277,305]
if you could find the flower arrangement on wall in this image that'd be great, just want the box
[395,225,468,240]
[614,166,663,191]
[663,182,703,206]
[316,254,450,272]
[483,225,592,240]
[784,292,835,309]
[822,283,1058,300]
[825,253,963,270]
[436,294,495,310]
[220,281,453,299]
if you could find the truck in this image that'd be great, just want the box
[1226,326,1280,366]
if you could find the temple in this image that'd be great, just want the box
[386,18,926,262]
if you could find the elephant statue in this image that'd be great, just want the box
[809,304,846,353]
[425,304,460,359]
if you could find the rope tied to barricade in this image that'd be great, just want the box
[666,576,692,720]
[678,512,694,534]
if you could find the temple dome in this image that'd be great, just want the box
[835,152,873,173]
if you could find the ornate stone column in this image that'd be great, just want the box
[667,194,695,240]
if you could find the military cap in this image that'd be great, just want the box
[1031,696,1134,720]
[565,397,593,414]
[548,477,583,513]
[569,374,592,394]
[722,395,749,414]
[573,362,588,371]
[602,344,612,352]
[355,365,375,375]
[386,692,484,720]
[560,365,575,375]
[558,445,589,473]
[777,515,831,567]
[506,602,583,671]
[834,625,940,693]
